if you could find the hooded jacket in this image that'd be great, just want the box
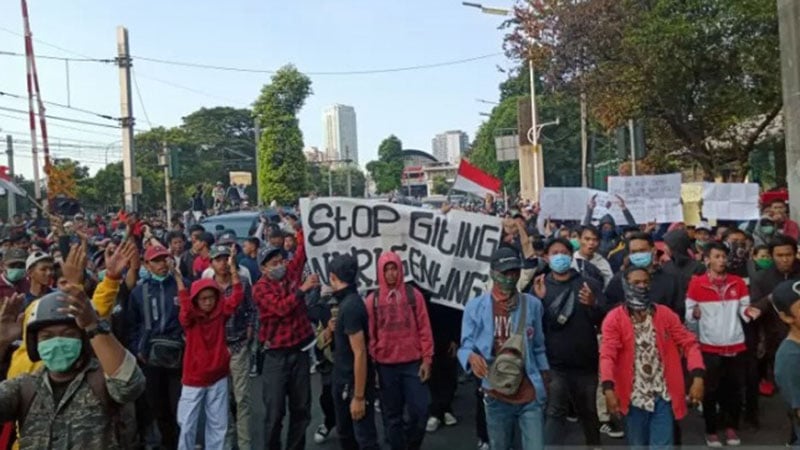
[365,252,434,366]
[582,209,636,258]
[179,278,244,387]
[662,229,706,300]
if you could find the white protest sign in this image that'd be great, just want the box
[538,188,621,222]
[607,173,683,224]
[299,197,503,310]
[702,183,760,220]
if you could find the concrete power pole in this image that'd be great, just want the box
[254,118,262,206]
[628,119,637,176]
[117,26,137,212]
[161,142,172,222]
[580,92,588,187]
[779,0,800,222]
[345,145,352,197]
[5,135,16,219]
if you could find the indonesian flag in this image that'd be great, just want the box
[451,159,501,197]
[0,166,24,196]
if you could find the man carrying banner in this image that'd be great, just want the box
[365,251,434,450]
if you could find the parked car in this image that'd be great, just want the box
[200,209,283,242]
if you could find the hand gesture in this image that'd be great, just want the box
[468,352,488,379]
[105,240,138,280]
[301,273,321,293]
[533,275,546,299]
[578,282,595,306]
[688,377,704,405]
[62,239,88,285]
[746,306,762,321]
[616,194,627,210]
[0,294,24,345]
[228,244,239,273]
[644,220,657,234]
[587,194,597,210]
[419,361,432,382]
[58,284,98,330]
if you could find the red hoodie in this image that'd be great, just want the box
[179,278,244,387]
[365,252,434,366]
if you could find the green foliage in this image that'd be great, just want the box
[431,175,451,195]
[307,163,367,197]
[366,135,404,194]
[253,65,312,204]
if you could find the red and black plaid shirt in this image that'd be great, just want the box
[253,230,313,350]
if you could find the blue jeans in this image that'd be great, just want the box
[625,397,674,450]
[377,361,430,450]
[484,395,544,450]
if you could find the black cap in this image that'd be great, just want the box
[490,247,522,273]
[200,232,216,248]
[772,280,800,315]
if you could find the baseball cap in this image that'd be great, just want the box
[772,280,800,315]
[210,244,232,259]
[144,245,170,262]
[259,245,286,266]
[490,247,522,273]
[26,251,53,271]
[696,221,712,232]
[3,248,28,265]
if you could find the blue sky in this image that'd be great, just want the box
[0,0,515,178]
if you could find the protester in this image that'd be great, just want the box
[459,246,549,450]
[534,238,605,446]
[180,224,205,276]
[310,288,337,444]
[601,266,705,449]
[686,242,761,447]
[0,248,29,300]
[24,251,55,307]
[240,237,261,282]
[365,251,434,450]
[753,245,772,272]
[662,228,706,299]
[583,194,636,259]
[191,232,215,280]
[329,254,379,450]
[426,300,462,434]
[167,231,186,264]
[767,199,800,240]
[572,225,612,287]
[772,279,800,448]
[175,251,244,450]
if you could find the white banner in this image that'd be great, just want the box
[538,187,632,223]
[607,173,683,224]
[299,197,503,310]
[702,183,760,220]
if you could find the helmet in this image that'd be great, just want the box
[26,291,80,362]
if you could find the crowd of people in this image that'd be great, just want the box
[0,190,799,450]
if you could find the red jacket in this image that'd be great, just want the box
[685,273,752,355]
[600,304,705,420]
[783,219,800,241]
[179,278,244,387]
[365,252,434,366]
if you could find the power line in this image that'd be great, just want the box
[11,137,121,151]
[134,72,242,104]
[0,26,97,59]
[0,105,121,129]
[2,129,117,145]
[0,49,113,64]
[131,68,153,128]
[0,90,120,121]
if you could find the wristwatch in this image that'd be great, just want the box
[86,320,112,339]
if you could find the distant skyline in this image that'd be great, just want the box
[322,104,359,165]
[0,1,514,179]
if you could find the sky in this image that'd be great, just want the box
[0,0,516,180]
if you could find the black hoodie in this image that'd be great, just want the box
[662,229,706,301]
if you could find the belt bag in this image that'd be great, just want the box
[487,295,527,396]
[147,338,184,369]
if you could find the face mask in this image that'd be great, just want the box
[601,229,615,240]
[755,258,774,270]
[38,336,82,373]
[696,239,709,249]
[548,254,572,274]
[629,252,653,269]
[98,269,107,282]
[268,265,287,281]
[491,270,519,294]
[151,273,168,282]
[761,226,775,236]
[139,267,150,279]
[623,280,652,312]
[6,268,25,283]
[569,238,580,251]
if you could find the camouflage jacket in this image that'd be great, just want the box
[0,351,145,450]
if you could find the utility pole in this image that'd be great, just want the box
[117,26,137,212]
[628,119,637,176]
[580,92,588,187]
[161,142,172,222]
[254,118,262,206]
[779,0,800,223]
[345,145,352,197]
[328,162,333,197]
[5,135,16,219]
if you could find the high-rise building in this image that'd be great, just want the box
[322,104,359,165]
[303,146,324,163]
[431,130,469,164]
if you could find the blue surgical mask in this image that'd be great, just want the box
[97,269,107,282]
[151,273,168,282]
[548,254,572,274]
[629,252,653,269]
[6,268,25,283]
[38,337,82,373]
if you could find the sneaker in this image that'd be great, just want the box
[566,415,579,423]
[705,434,723,448]
[374,399,381,413]
[725,429,741,446]
[314,424,331,444]
[426,417,442,432]
[600,421,625,439]
[444,412,458,426]
[760,379,776,396]
[477,440,490,450]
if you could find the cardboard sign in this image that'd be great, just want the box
[702,183,760,220]
[607,174,683,224]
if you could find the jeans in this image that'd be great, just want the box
[320,381,337,430]
[224,344,252,450]
[484,395,544,450]
[142,366,182,449]
[702,352,745,434]
[625,397,674,450]
[256,348,312,450]
[177,378,229,450]
[377,361,430,450]
[474,377,488,443]
[544,370,601,446]
[332,378,379,450]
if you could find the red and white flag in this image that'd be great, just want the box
[451,159,502,197]
[0,166,24,196]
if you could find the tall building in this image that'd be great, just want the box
[322,104,359,165]
[431,130,469,165]
[303,146,324,163]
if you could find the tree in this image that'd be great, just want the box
[365,135,404,194]
[307,163,367,197]
[253,65,312,204]
[432,175,451,195]
[505,0,782,180]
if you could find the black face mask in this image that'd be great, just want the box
[726,242,748,270]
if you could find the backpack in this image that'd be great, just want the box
[487,295,528,396]
[17,368,138,449]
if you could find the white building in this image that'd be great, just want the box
[323,104,359,165]
[431,130,469,165]
[303,146,324,163]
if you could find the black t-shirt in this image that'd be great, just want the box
[333,289,372,383]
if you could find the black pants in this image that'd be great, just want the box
[474,377,488,443]
[332,378,379,450]
[702,352,745,434]
[429,351,458,419]
[321,381,337,430]
[544,370,601,446]
[260,349,312,450]
[142,365,182,450]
